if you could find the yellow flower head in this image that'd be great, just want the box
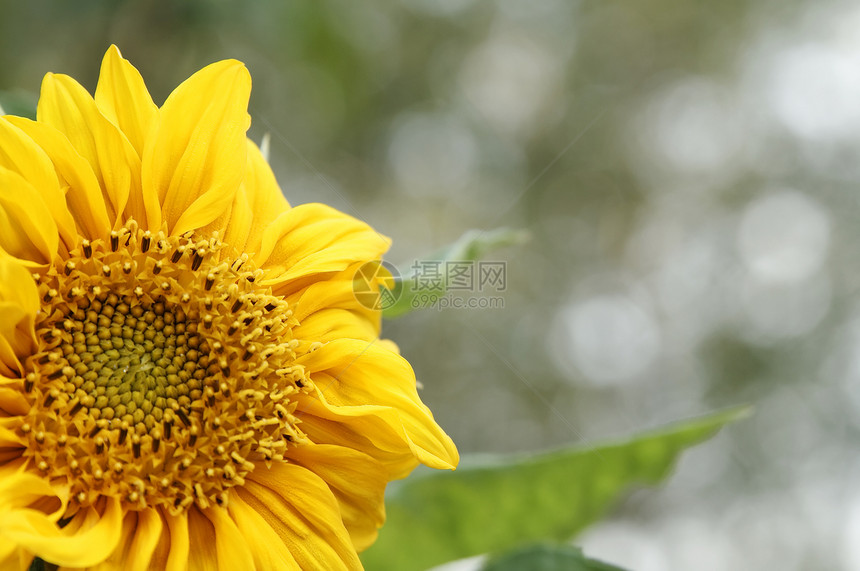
[0,46,458,570]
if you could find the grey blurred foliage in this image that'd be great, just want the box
[1,0,856,569]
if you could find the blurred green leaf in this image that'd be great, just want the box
[383,228,529,319]
[0,90,38,119]
[428,228,530,263]
[483,543,628,571]
[361,406,751,571]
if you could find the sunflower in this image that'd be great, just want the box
[0,46,458,570]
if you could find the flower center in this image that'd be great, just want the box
[20,221,311,514]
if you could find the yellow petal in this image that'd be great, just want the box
[288,266,382,344]
[0,301,36,346]
[185,507,219,571]
[5,117,112,240]
[33,498,121,567]
[241,138,290,253]
[0,470,62,515]
[204,138,290,254]
[164,510,190,571]
[227,493,300,570]
[297,340,459,471]
[0,445,24,473]
[286,263,380,320]
[297,396,424,479]
[0,387,28,416]
[148,511,171,571]
[0,544,15,570]
[0,118,77,249]
[126,508,163,571]
[0,423,25,448]
[1,488,120,568]
[0,166,59,265]
[200,180,251,254]
[256,204,390,291]
[287,444,387,552]
[88,511,139,571]
[0,451,23,467]
[0,254,39,373]
[37,72,144,229]
[142,60,251,236]
[242,462,362,570]
[0,335,23,378]
[93,45,161,229]
[0,257,38,316]
[204,507,255,571]
[294,309,379,346]
[95,45,158,157]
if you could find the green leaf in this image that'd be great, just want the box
[382,227,529,319]
[483,543,628,571]
[0,90,38,120]
[428,228,530,263]
[361,406,751,571]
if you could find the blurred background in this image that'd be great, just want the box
[0,1,855,569]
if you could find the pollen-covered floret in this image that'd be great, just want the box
[22,220,312,513]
